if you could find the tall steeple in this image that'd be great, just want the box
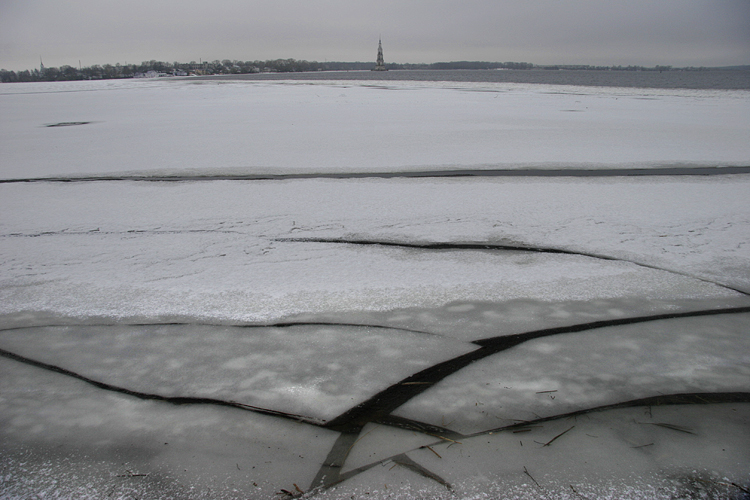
[372,37,387,71]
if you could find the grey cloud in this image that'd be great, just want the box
[1,0,748,71]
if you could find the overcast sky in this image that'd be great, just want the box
[1,0,749,71]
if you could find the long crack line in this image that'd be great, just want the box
[469,391,750,438]
[0,321,436,337]
[472,305,750,346]
[275,237,750,296]
[0,347,325,426]
[2,165,749,184]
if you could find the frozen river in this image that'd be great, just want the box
[1,77,749,499]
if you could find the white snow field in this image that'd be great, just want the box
[1,78,749,178]
[1,77,749,499]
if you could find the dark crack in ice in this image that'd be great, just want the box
[2,165,750,184]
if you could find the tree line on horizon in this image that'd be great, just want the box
[0,58,731,83]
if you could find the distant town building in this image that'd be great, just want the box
[134,70,172,78]
[372,38,387,71]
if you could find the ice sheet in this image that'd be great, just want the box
[1,78,749,499]
[1,79,748,179]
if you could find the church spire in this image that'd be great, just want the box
[372,37,387,71]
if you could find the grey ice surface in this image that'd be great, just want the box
[394,313,750,434]
[0,323,474,421]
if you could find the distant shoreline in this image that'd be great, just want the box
[5,66,747,90]
[3,59,748,84]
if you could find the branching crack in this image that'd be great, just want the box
[373,415,465,441]
[323,306,750,433]
[390,453,452,489]
[317,391,750,493]
[309,430,363,489]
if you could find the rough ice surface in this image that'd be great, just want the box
[316,405,750,500]
[1,78,749,499]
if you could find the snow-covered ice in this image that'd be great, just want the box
[1,78,749,179]
[1,77,749,499]
[2,177,750,321]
